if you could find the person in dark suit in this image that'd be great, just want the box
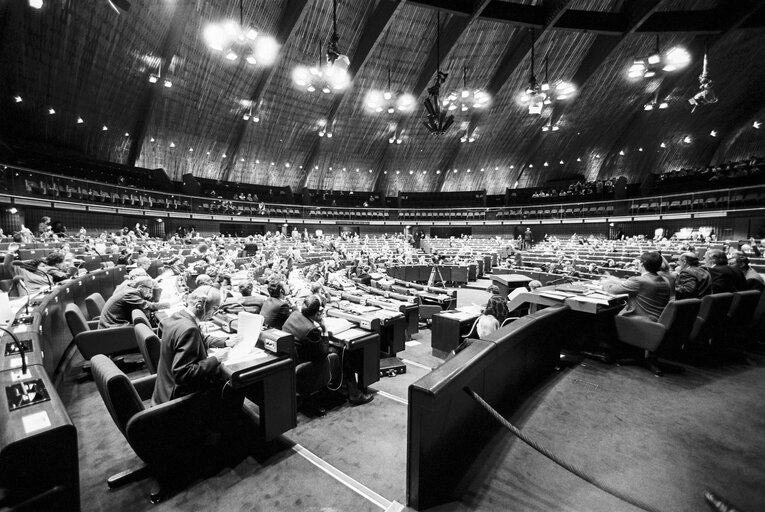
[260,280,291,329]
[98,275,170,329]
[152,286,229,405]
[674,252,712,299]
[601,251,673,322]
[704,249,746,293]
[282,295,373,406]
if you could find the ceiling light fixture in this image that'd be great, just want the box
[76,116,84,124]
[459,128,476,143]
[365,67,416,114]
[29,0,43,9]
[443,67,490,113]
[422,13,454,135]
[388,126,404,144]
[14,96,22,103]
[203,0,278,66]
[629,36,690,79]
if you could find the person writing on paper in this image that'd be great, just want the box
[282,295,373,407]
[152,286,231,404]
[601,251,673,322]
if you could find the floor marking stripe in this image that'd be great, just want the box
[290,442,392,510]
[385,500,405,512]
[401,358,434,371]
[374,389,408,405]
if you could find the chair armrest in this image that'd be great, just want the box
[131,374,157,401]
[125,392,219,462]
[74,325,138,360]
[87,319,100,329]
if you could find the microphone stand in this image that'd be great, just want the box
[0,325,27,375]
[13,276,30,316]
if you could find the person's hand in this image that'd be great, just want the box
[214,347,230,363]
[225,333,242,348]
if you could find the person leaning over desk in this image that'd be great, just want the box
[601,251,673,322]
[282,295,373,407]
[98,275,172,329]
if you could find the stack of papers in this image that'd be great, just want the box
[323,317,355,335]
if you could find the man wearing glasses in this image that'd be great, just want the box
[98,275,171,329]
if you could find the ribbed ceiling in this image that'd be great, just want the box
[1,0,764,196]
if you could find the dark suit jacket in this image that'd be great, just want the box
[98,288,159,329]
[708,265,746,293]
[152,309,220,405]
[282,310,328,363]
[675,266,712,300]
[260,297,291,329]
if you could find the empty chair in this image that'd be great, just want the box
[90,355,234,503]
[687,293,734,353]
[65,304,137,360]
[725,290,761,347]
[658,298,701,357]
[85,292,106,321]
[134,323,161,374]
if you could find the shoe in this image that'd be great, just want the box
[348,392,374,406]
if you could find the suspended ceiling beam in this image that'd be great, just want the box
[296,0,407,191]
[600,0,765,171]
[220,0,310,181]
[372,0,492,193]
[431,0,573,192]
[409,0,765,34]
[517,0,666,173]
[126,0,193,167]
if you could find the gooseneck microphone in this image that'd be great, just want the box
[13,276,29,315]
[0,325,27,375]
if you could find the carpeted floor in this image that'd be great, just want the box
[61,286,765,511]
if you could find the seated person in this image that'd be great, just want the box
[729,252,765,292]
[99,276,170,329]
[674,252,711,299]
[483,287,510,324]
[601,251,673,322]
[260,280,291,329]
[152,286,243,432]
[282,295,373,406]
[704,249,746,293]
[223,281,265,313]
[476,314,500,338]
[40,251,71,283]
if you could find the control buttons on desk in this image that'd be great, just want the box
[5,379,51,412]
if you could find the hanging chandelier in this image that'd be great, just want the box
[292,0,350,93]
[517,33,577,115]
[203,0,279,65]
[442,67,490,112]
[422,13,454,135]
[688,44,717,113]
[365,68,416,113]
[628,35,690,79]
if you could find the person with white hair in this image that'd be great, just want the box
[152,286,232,406]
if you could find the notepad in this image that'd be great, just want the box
[324,317,355,335]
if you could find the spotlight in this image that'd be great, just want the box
[102,125,108,131]
[163,79,172,88]
[148,74,159,83]
[710,130,717,137]
[683,135,692,144]
[8,207,18,214]
[48,108,55,115]
[169,141,175,147]
[754,121,761,129]
[29,0,43,8]
[658,102,668,109]
[76,117,84,124]
[13,96,22,103]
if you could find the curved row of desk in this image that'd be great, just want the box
[0,266,127,511]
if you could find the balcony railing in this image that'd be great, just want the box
[2,164,764,223]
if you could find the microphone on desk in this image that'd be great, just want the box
[13,260,53,292]
[13,276,29,315]
[546,275,574,286]
[0,325,27,375]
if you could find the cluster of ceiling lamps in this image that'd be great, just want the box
[364,69,416,113]
[147,58,172,88]
[292,0,351,93]
[442,68,490,113]
[203,0,278,66]
[628,36,691,79]
[517,30,576,115]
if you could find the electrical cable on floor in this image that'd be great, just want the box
[464,386,665,512]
